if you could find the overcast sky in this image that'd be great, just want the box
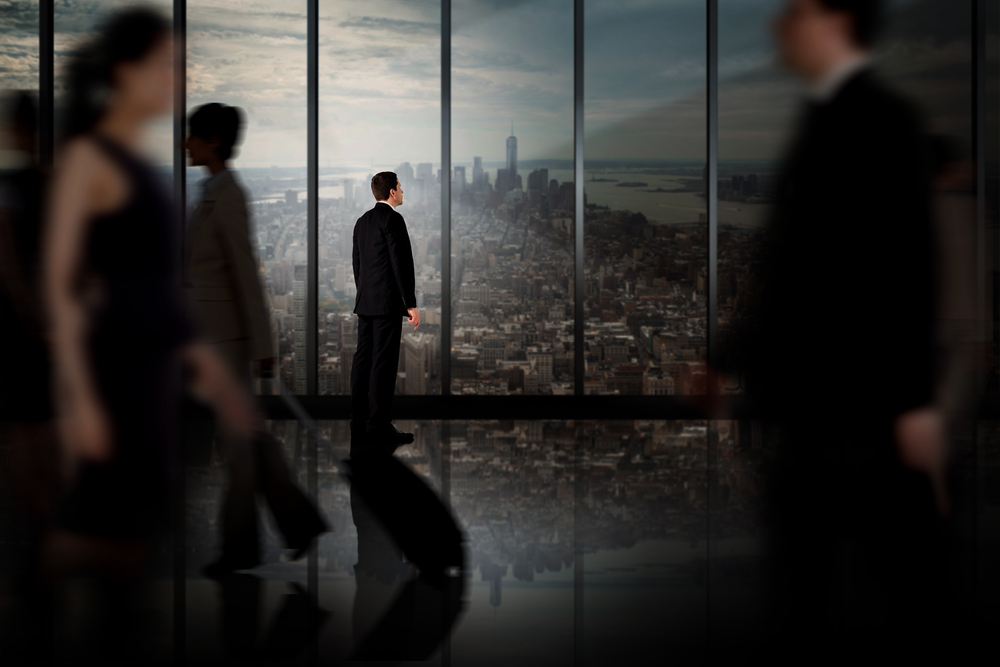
[0,0,973,167]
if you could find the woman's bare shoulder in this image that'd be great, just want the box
[54,136,126,213]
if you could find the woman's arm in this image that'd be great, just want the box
[182,341,259,437]
[44,140,113,462]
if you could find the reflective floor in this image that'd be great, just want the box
[1,418,996,664]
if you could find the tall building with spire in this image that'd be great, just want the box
[505,122,517,192]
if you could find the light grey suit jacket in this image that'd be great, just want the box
[183,169,273,361]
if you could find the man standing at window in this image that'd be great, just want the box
[351,172,419,453]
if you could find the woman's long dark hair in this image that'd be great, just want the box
[61,7,170,140]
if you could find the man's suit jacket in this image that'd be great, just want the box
[740,69,937,418]
[183,169,274,361]
[353,202,416,317]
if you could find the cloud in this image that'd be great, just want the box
[337,16,439,36]
[29,0,973,170]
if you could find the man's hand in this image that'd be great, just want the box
[894,405,951,516]
[62,393,113,464]
[407,308,420,330]
[184,343,261,437]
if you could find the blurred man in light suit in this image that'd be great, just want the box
[184,103,326,575]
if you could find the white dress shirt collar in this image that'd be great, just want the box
[376,199,396,210]
[807,53,871,104]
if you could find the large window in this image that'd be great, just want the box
[717,0,981,397]
[584,0,708,397]
[0,0,38,93]
[16,0,995,401]
[54,0,174,171]
[187,0,308,394]
[449,0,575,396]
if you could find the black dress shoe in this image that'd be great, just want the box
[367,424,414,444]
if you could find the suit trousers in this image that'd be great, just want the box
[351,315,403,434]
[210,338,324,563]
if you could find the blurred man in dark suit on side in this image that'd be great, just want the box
[739,0,955,661]
[351,172,419,454]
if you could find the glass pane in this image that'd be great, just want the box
[317,0,441,396]
[186,0,307,395]
[450,0,575,396]
[584,0,708,396]
[716,0,797,394]
[54,1,174,180]
[0,0,38,92]
[718,0,978,396]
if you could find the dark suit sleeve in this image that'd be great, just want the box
[385,212,416,311]
[839,96,935,415]
[875,110,936,414]
[352,222,360,292]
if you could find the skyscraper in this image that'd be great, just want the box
[454,165,467,192]
[505,123,517,192]
[396,161,415,193]
[416,162,433,183]
[527,168,548,192]
[293,264,307,394]
[472,156,484,190]
[496,168,509,194]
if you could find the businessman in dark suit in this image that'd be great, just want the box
[351,172,419,450]
[736,0,953,660]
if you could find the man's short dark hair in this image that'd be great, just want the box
[371,172,398,201]
[817,0,884,47]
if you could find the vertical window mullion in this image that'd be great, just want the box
[442,0,452,397]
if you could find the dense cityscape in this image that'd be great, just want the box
[218,129,779,398]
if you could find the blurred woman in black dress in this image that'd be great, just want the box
[41,7,255,586]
